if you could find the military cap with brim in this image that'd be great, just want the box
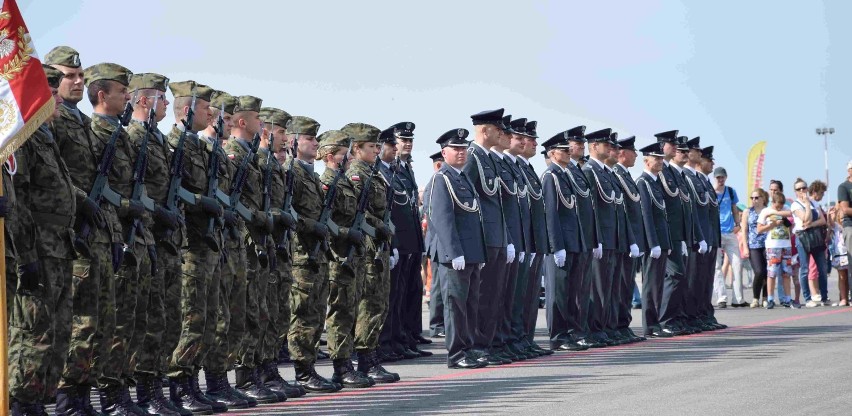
[210,90,238,114]
[83,63,132,87]
[234,95,262,113]
[701,145,714,161]
[128,73,169,93]
[540,148,549,157]
[609,132,619,146]
[525,120,539,138]
[42,64,63,88]
[470,108,504,126]
[501,115,516,133]
[566,125,586,142]
[390,122,415,138]
[542,131,571,150]
[429,151,445,162]
[286,116,320,136]
[317,130,352,148]
[581,155,590,163]
[639,142,665,157]
[259,107,292,127]
[585,128,613,143]
[169,81,214,102]
[341,122,380,143]
[686,136,701,150]
[617,136,637,152]
[655,129,679,143]
[510,117,527,134]
[379,127,398,145]
[676,136,689,150]
[436,128,470,148]
[44,45,81,68]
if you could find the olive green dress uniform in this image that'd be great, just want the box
[8,67,77,406]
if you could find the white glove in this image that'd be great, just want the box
[452,256,465,271]
[553,249,566,268]
[519,252,525,263]
[629,244,640,258]
[593,243,603,259]
[668,249,672,255]
[506,244,516,264]
[391,249,400,269]
[479,263,486,270]
[698,240,708,254]
[529,253,536,263]
[650,246,661,259]
[681,241,689,257]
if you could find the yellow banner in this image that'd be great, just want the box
[746,141,767,207]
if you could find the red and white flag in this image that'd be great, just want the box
[0,0,53,162]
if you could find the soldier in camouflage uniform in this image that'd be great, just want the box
[256,107,306,398]
[122,73,188,416]
[47,46,118,415]
[317,130,375,388]
[341,123,400,384]
[285,116,340,393]
[222,95,287,404]
[7,65,74,416]
[198,90,258,409]
[163,81,226,415]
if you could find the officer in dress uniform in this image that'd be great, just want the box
[635,142,673,337]
[463,109,513,365]
[427,151,447,338]
[700,146,726,329]
[682,137,716,331]
[611,136,647,342]
[583,129,639,345]
[424,128,488,369]
[541,131,587,351]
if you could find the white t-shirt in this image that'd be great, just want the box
[758,207,791,249]
[790,199,819,233]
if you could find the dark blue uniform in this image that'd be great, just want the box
[682,165,712,327]
[613,163,645,338]
[636,171,672,335]
[564,159,598,343]
[514,157,548,353]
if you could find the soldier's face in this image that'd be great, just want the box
[102,81,130,115]
[433,161,443,172]
[396,138,413,156]
[357,142,378,163]
[607,146,619,164]
[481,124,501,146]
[568,140,585,159]
[619,149,637,167]
[674,149,689,164]
[297,135,319,161]
[701,158,714,174]
[645,155,663,173]
[244,111,262,136]
[662,142,677,158]
[330,147,349,170]
[551,148,571,166]
[441,146,467,169]
[382,143,397,161]
[192,100,211,131]
[523,137,537,158]
[270,125,287,152]
[688,149,702,164]
[49,87,63,121]
[222,113,234,138]
[508,135,525,155]
[53,64,84,103]
[591,142,610,159]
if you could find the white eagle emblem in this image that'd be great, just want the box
[0,29,15,58]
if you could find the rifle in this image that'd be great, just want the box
[257,124,277,270]
[275,133,299,260]
[122,88,164,267]
[341,153,381,268]
[162,93,201,253]
[72,100,134,259]
[223,133,260,256]
[374,156,398,263]
[308,141,352,265]
[202,104,229,252]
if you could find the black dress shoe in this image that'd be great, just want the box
[557,342,588,352]
[650,329,674,338]
[400,348,421,360]
[576,338,604,348]
[433,331,446,338]
[534,345,554,355]
[414,335,433,345]
[477,354,505,366]
[449,358,485,369]
[411,346,433,357]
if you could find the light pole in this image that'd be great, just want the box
[816,127,835,190]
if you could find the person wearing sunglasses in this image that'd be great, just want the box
[791,178,829,307]
[741,188,769,307]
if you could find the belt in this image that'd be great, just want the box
[31,211,75,228]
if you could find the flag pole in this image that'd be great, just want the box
[0,177,8,413]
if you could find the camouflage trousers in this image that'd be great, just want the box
[133,243,172,376]
[7,256,73,403]
[61,241,115,388]
[203,239,247,373]
[264,253,292,363]
[159,240,184,375]
[99,241,150,388]
[354,249,390,351]
[166,245,219,378]
[288,261,329,364]
[192,252,222,370]
[325,255,361,360]
[238,243,269,367]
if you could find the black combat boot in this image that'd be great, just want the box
[97,385,144,415]
[168,377,213,415]
[77,384,103,416]
[11,398,48,416]
[293,361,340,393]
[233,365,279,404]
[357,350,399,384]
[259,360,305,398]
[54,386,81,416]
[331,358,373,388]
[188,370,228,413]
[203,371,250,409]
[135,374,181,416]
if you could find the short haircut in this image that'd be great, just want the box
[87,79,112,106]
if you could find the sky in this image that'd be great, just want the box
[22,0,852,202]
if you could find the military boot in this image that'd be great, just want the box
[259,361,306,398]
[97,385,144,416]
[293,361,340,393]
[331,358,373,388]
[150,376,191,416]
[77,385,104,416]
[168,377,213,415]
[357,350,400,384]
[11,399,48,416]
[135,374,181,416]
[188,370,228,413]
[203,371,250,409]
[55,386,81,416]
[234,365,279,404]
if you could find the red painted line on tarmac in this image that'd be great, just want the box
[226,307,852,414]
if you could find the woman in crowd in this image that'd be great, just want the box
[807,181,831,305]
[742,188,769,307]
[792,178,829,308]
[828,207,849,306]
[758,192,794,309]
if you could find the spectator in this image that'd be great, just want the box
[808,180,831,305]
[837,160,852,303]
[757,192,795,309]
[713,167,747,307]
[828,207,849,306]
[742,188,769,307]
[768,179,799,305]
[791,178,829,308]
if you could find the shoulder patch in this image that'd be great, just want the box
[351,175,360,181]
[322,184,329,190]
[228,154,235,160]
